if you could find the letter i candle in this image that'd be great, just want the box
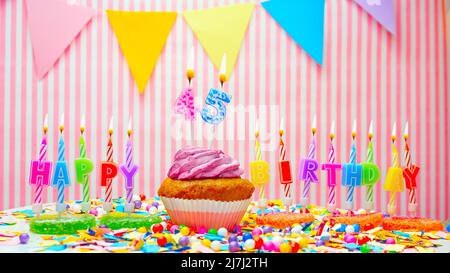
[402,122,420,216]
[120,118,138,213]
[278,118,293,208]
[29,114,52,218]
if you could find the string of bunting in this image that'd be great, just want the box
[25,0,396,94]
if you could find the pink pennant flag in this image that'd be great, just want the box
[353,0,396,34]
[25,0,98,78]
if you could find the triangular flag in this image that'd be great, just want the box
[261,0,325,65]
[183,3,255,78]
[107,10,177,94]
[25,0,98,78]
[353,0,396,34]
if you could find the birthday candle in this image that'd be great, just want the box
[366,121,375,205]
[346,120,357,208]
[279,118,292,201]
[327,122,336,208]
[255,120,265,200]
[56,114,66,207]
[403,122,417,215]
[388,123,400,214]
[105,117,114,205]
[124,118,137,206]
[79,115,90,205]
[34,114,48,207]
[302,115,317,202]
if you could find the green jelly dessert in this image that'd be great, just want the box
[30,214,96,235]
[99,212,161,230]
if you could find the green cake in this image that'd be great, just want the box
[29,214,96,235]
[99,212,161,230]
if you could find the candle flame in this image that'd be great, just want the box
[59,113,64,133]
[330,121,335,140]
[279,117,285,136]
[391,122,397,142]
[127,117,132,137]
[43,113,48,134]
[351,120,357,139]
[219,53,227,86]
[80,114,85,134]
[404,121,409,140]
[312,115,317,135]
[187,45,195,82]
[108,116,114,135]
[255,119,259,137]
[368,120,373,140]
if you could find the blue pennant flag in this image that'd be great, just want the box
[261,0,325,65]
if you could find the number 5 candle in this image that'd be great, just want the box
[29,114,52,218]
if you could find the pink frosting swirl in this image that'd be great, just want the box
[167,147,244,180]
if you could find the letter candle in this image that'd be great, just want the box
[278,117,293,209]
[300,115,318,207]
[175,46,196,143]
[29,114,52,218]
[323,122,341,212]
[52,114,70,214]
[345,120,357,211]
[202,54,231,148]
[365,121,375,209]
[103,117,116,212]
[76,115,94,213]
[250,119,270,211]
[120,118,138,213]
[402,122,420,215]
[384,123,404,215]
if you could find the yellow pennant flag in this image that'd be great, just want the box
[183,3,255,79]
[106,10,177,94]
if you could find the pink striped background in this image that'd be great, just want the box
[0,0,448,220]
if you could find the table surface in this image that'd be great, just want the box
[1,202,449,253]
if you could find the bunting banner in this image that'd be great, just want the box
[106,10,177,94]
[183,3,255,78]
[25,0,98,78]
[353,0,396,34]
[261,0,325,65]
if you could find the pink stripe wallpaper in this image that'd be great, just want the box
[0,0,448,220]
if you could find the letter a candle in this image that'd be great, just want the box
[52,114,70,214]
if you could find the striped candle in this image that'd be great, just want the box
[346,141,357,205]
[388,141,400,211]
[327,143,336,207]
[302,136,316,200]
[79,133,90,204]
[405,142,416,208]
[105,138,113,203]
[255,123,265,201]
[124,139,134,205]
[56,134,65,205]
[365,140,375,204]
[279,136,290,199]
[33,135,47,205]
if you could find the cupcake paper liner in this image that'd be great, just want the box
[161,197,251,230]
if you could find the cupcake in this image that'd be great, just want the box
[158,147,254,230]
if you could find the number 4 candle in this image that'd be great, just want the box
[29,114,52,218]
